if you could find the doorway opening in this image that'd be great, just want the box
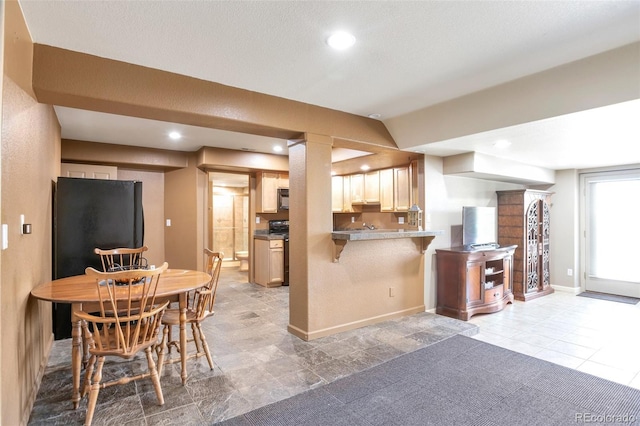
[208,172,250,271]
[581,168,640,297]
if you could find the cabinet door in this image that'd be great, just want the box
[269,247,284,283]
[503,254,512,295]
[332,176,344,212]
[350,174,364,204]
[394,167,411,211]
[379,169,394,212]
[364,171,380,203]
[256,172,279,213]
[343,176,353,212]
[254,239,270,285]
[278,173,289,188]
[466,261,484,307]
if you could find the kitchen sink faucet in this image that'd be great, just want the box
[363,223,376,230]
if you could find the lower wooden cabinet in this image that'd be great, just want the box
[436,245,517,320]
[254,238,284,287]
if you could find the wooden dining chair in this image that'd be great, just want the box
[76,262,169,426]
[157,250,223,376]
[94,246,149,272]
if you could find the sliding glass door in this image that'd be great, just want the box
[582,169,640,297]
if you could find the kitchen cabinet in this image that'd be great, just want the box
[332,163,418,212]
[364,171,380,203]
[380,169,394,212]
[332,176,344,212]
[436,245,516,320]
[497,189,553,301]
[254,238,284,287]
[256,172,288,213]
[380,167,410,212]
[394,166,411,211]
[350,174,364,204]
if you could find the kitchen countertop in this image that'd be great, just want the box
[254,233,287,241]
[331,229,444,241]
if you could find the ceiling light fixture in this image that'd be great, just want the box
[273,145,283,153]
[327,31,356,50]
[360,165,370,171]
[368,113,381,119]
[168,131,182,140]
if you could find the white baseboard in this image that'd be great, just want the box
[551,284,581,295]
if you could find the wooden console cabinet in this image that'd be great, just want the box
[436,245,517,320]
[497,189,553,301]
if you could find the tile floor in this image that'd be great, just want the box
[28,268,477,425]
[28,269,640,425]
[469,289,640,389]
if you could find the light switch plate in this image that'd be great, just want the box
[2,224,8,250]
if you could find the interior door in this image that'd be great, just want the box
[582,169,640,297]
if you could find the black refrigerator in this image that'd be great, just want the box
[53,177,144,339]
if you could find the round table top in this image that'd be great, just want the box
[31,269,211,304]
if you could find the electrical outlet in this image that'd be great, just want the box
[351,217,355,223]
[166,219,171,227]
[398,217,405,224]
[567,269,573,276]
[389,287,395,297]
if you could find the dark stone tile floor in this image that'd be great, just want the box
[28,268,478,425]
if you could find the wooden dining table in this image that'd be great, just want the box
[31,268,211,409]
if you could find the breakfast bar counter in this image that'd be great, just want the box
[331,229,443,262]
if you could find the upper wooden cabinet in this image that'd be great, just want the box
[332,176,344,212]
[364,171,380,203]
[380,169,394,212]
[334,164,417,212]
[394,166,411,211]
[350,174,364,204]
[256,172,288,213]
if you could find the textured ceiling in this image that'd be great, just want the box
[19,0,640,171]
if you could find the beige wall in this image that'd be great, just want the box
[1,1,62,424]
[118,169,166,267]
[546,169,580,290]
[423,155,525,309]
[164,153,207,271]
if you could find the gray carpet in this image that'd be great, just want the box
[578,291,640,305]
[220,335,640,426]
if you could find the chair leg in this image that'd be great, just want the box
[196,322,214,370]
[166,324,173,354]
[157,325,169,377]
[145,347,164,406]
[192,323,203,354]
[85,357,104,426]
[81,354,96,398]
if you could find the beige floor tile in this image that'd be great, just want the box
[534,349,585,369]
[577,360,638,386]
[546,340,598,360]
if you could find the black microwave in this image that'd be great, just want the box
[278,188,289,211]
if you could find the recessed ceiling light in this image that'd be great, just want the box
[368,113,381,119]
[493,139,511,148]
[360,165,370,171]
[327,31,356,50]
[273,145,283,153]
[168,131,182,140]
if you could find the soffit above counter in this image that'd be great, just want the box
[443,152,556,185]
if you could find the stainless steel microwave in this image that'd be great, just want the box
[278,188,289,211]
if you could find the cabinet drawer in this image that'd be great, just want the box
[484,284,504,303]
[270,239,284,249]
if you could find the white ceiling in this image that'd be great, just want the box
[19,0,640,170]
